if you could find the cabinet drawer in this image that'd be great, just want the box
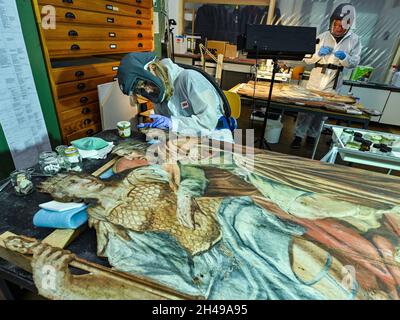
[58,90,99,112]
[47,40,153,58]
[66,124,102,144]
[111,0,153,9]
[39,0,152,18]
[62,113,101,136]
[61,102,100,123]
[42,23,153,41]
[39,6,152,27]
[52,61,120,84]
[56,75,116,99]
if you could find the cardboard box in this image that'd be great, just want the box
[206,40,227,56]
[225,44,238,58]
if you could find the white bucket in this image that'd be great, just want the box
[264,117,283,144]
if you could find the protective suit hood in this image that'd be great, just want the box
[329,3,356,38]
[160,58,185,84]
[117,52,166,103]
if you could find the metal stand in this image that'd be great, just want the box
[259,58,279,150]
[312,120,327,160]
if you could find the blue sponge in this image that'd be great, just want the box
[33,205,88,229]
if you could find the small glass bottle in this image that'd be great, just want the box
[55,145,69,170]
[340,129,354,145]
[38,151,61,175]
[10,170,34,196]
[64,147,83,172]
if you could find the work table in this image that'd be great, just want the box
[343,80,400,93]
[0,130,144,295]
[1,130,400,300]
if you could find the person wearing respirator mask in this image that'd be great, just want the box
[291,3,361,149]
[117,52,235,143]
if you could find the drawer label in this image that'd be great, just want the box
[110,44,117,49]
[109,32,116,37]
[106,4,119,12]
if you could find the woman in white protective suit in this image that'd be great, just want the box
[117,52,235,143]
[291,3,361,149]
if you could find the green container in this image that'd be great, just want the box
[351,66,374,82]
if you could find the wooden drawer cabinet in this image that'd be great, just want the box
[34,0,154,143]
[56,75,117,98]
[58,90,100,112]
[47,39,153,57]
[42,24,153,41]
[112,0,153,9]
[52,61,120,84]
[62,112,101,136]
[39,0,152,18]
[39,6,152,27]
[66,123,103,144]
[61,102,100,123]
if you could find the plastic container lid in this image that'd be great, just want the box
[65,147,79,157]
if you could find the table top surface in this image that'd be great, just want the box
[230,83,371,122]
[1,130,400,298]
[175,53,256,66]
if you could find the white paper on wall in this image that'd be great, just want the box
[0,0,51,170]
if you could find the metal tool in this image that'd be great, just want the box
[0,179,11,192]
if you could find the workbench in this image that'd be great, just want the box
[0,130,139,299]
[1,130,400,300]
[230,83,371,158]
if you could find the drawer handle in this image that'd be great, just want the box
[138,43,143,48]
[107,17,114,23]
[86,129,94,136]
[63,0,73,3]
[83,119,92,126]
[68,30,78,36]
[82,107,91,114]
[75,70,84,77]
[138,33,143,38]
[136,9,142,15]
[136,0,142,3]
[65,12,76,19]
[77,83,86,90]
[71,44,80,51]
[136,20,142,26]
[80,97,89,103]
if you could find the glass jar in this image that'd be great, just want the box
[340,129,354,145]
[10,170,34,196]
[117,121,131,138]
[55,145,69,170]
[64,146,83,172]
[38,151,61,175]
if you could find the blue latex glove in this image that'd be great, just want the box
[318,46,333,57]
[138,114,172,130]
[335,51,347,60]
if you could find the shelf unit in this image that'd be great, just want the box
[31,0,155,144]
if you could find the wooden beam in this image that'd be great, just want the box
[0,232,203,300]
[266,0,276,25]
[42,225,87,249]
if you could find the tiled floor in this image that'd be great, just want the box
[238,103,400,177]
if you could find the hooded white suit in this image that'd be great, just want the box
[152,59,234,142]
[294,3,361,139]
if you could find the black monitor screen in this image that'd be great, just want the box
[246,25,317,60]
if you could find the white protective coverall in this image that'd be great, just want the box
[151,59,234,142]
[295,5,362,139]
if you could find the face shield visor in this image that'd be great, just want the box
[329,3,356,38]
[132,79,163,102]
